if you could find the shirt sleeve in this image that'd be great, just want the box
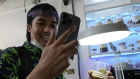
[0,48,20,79]
[0,49,9,79]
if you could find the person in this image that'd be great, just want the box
[0,3,114,79]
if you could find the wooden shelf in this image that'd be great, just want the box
[89,24,140,58]
[128,24,140,32]
[90,49,140,58]
[120,49,140,53]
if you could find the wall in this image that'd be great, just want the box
[0,8,27,49]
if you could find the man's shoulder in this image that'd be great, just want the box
[0,46,24,56]
[0,46,23,78]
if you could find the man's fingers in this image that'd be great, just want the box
[88,70,94,75]
[46,30,55,46]
[106,76,115,79]
[107,72,115,79]
[65,40,78,49]
[89,70,93,79]
[65,47,78,57]
[88,70,101,79]
[63,40,78,57]
[56,25,76,44]
[107,71,112,76]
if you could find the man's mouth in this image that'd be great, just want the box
[41,36,50,41]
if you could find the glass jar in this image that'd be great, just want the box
[100,44,108,53]
[105,19,113,24]
[132,6,140,24]
[115,18,124,24]
[92,49,97,54]
[105,16,114,24]
[136,40,140,49]
[132,15,140,24]
[129,44,134,50]
[118,42,127,51]
[95,22,103,26]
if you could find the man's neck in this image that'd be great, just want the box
[31,39,44,50]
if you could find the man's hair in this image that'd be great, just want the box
[26,3,59,42]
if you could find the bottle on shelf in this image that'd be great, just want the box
[92,48,97,54]
[100,44,108,53]
[129,44,135,50]
[136,40,140,49]
[118,42,127,51]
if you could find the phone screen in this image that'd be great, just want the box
[56,12,81,44]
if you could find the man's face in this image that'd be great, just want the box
[28,16,57,47]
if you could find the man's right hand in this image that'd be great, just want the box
[27,26,78,79]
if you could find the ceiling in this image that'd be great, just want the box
[0,0,32,13]
[0,0,127,20]
[84,0,111,6]
[0,0,53,16]
[0,0,110,14]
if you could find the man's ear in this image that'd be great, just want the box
[27,24,31,32]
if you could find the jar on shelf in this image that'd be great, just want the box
[118,42,127,51]
[129,44,134,50]
[127,20,133,25]
[136,40,140,49]
[94,18,103,27]
[92,49,97,54]
[95,22,103,26]
[100,44,108,53]
[105,16,114,24]
[132,16,140,24]
[132,6,140,24]
[121,13,131,25]
[105,19,113,24]
[115,18,124,24]
[115,14,123,23]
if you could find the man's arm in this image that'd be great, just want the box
[0,48,20,79]
[26,26,78,79]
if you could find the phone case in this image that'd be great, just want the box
[56,12,81,44]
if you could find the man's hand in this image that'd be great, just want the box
[89,70,115,79]
[26,26,78,79]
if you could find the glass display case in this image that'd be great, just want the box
[79,1,140,79]
[85,3,140,58]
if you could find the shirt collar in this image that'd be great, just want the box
[30,39,44,50]
[23,41,42,56]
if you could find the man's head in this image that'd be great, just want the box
[26,3,59,47]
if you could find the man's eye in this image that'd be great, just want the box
[51,25,56,27]
[37,23,45,26]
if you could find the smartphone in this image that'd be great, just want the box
[56,12,81,44]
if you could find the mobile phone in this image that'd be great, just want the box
[56,12,81,44]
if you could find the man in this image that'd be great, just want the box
[0,3,114,79]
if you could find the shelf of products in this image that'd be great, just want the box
[90,24,140,58]
[87,3,140,58]
[128,24,140,32]
[90,49,140,58]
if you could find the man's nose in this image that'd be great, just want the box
[43,26,51,32]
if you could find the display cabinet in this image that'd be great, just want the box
[85,3,140,58]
